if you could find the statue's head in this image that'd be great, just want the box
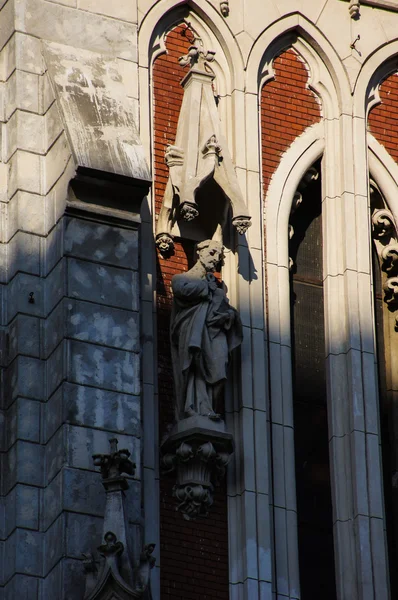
[196,240,224,272]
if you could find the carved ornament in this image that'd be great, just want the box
[82,439,155,600]
[156,45,251,254]
[220,1,230,16]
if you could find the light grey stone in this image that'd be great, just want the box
[62,382,140,435]
[14,529,43,576]
[68,340,140,395]
[4,442,44,491]
[7,231,41,279]
[68,258,138,311]
[6,273,44,322]
[4,485,39,535]
[41,222,63,277]
[42,41,148,178]
[66,299,139,351]
[39,561,61,599]
[65,218,139,270]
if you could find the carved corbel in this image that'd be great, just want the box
[349,0,360,18]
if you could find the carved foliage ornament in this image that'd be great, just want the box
[155,43,251,254]
[371,182,398,331]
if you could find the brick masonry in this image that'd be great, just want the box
[153,24,230,600]
[368,71,398,163]
[261,48,322,200]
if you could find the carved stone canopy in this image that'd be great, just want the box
[156,44,251,254]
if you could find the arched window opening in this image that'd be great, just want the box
[370,179,398,597]
[289,159,337,598]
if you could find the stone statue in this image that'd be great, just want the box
[170,240,243,422]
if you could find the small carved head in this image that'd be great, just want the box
[196,240,224,272]
[220,1,229,17]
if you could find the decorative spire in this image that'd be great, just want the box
[82,439,155,600]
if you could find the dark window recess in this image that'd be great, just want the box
[289,162,337,599]
[373,250,398,597]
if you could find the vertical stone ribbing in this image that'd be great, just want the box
[153,24,230,600]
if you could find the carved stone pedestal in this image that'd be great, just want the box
[161,416,234,520]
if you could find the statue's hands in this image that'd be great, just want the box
[206,273,218,292]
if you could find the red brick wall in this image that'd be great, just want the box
[261,48,322,198]
[153,24,230,600]
[368,71,398,164]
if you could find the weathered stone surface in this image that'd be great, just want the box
[65,217,139,270]
[66,299,139,351]
[42,41,148,179]
[4,484,39,537]
[6,398,41,446]
[5,529,43,577]
[68,258,138,310]
[44,383,140,442]
[43,513,64,576]
[41,300,64,359]
[68,340,140,394]
[46,341,66,399]
[5,356,44,405]
[16,0,138,61]
[3,441,44,492]
[4,574,39,600]
[9,314,40,361]
[65,512,103,558]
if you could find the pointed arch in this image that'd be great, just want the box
[246,12,351,115]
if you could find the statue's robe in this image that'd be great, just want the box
[170,272,243,420]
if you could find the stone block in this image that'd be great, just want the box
[6,529,43,577]
[68,339,140,395]
[3,441,44,492]
[39,561,61,599]
[16,70,39,114]
[65,425,140,479]
[77,0,137,22]
[0,0,15,54]
[4,574,40,600]
[43,513,64,576]
[4,484,39,536]
[16,0,138,61]
[38,73,55,116]
[6,397,41,446]
[14,33,45,75]
[62,382,140,436]
[0,34,16,82]
[45,340,65,399]
[43,385,62,443]
[61,558,86,600]
[5,355,44,405]
[9,150,41,196]
[45,423,66,483]
[44,259,66,316]
[6,273,44,323]
[65,512,103,559]
[41,133,71,194]
[17,192,47,237]
[8,231,41,279]
[64,217,139,270]
[41,469,62,531]
[9,314,40,360]
[66,299,139,351]
[68,258,138,311]
[41,300,64,359]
